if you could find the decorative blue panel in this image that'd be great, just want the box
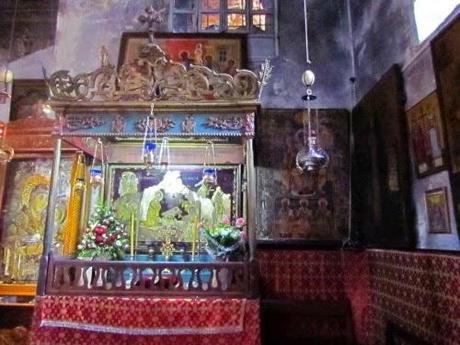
[60,112,255,138]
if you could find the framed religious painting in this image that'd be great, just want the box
[10,79,48,121]
[432,14,460,173]
[0,156,73,284]
[424,187,451,234]
[105,164,241,243]
[118,32,247,75]
[406,91,447,177]
[255,109,350,245]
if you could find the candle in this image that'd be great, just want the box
[3,247,10,276]
[130,212,135,258]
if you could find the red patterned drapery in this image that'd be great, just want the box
[30,296,260,345]
[258,249,460,345]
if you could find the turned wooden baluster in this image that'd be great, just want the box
[211,268,219,289]
[76,266,85,288]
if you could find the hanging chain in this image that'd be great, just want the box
[141,103,157,158]
[151,103,157,139]
[203,140,217,181]
[203,140,216,168]
[158,137,170,169]
[90,138,104,172]
[303,0,312,65]
[315,108,320,145]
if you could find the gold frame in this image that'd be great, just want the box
[424,187,451,234]
[0,115,79,298]
[104,163,242,229]
[0,154,76,282]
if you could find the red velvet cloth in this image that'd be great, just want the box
[30,296,260,345]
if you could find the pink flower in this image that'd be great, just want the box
[221,215,231,225]
[235,217,246,228]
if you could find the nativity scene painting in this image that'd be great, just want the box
[107,165,239,244]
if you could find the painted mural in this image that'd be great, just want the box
[256,109,349,240]
[119,33,244,73]
[0,1,58,62]
[10,79,48,121]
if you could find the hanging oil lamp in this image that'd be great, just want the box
[202,141,217,187]
[142,103,158,171]
[296,71,329,172]
[296,0,329,173]
[90,138,104,186]
[143,141,157,170]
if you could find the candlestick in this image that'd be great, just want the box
[191,224,196,262]
[130,212,135,258]
[135,217,139,257]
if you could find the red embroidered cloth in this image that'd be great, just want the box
[31,296,260,345]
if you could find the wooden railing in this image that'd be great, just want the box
[45,254,250,297]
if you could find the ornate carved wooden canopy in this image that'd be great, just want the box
[48,43,261,103]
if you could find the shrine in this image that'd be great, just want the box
[0,1,459,345]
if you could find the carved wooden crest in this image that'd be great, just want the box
[48,43,260,102]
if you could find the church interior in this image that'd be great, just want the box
[0,0,459,344]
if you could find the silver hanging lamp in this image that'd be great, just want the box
[295,0,329,173]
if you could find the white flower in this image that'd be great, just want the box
[115,240,122,247]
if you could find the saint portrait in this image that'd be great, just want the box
[425,187,451,234]
[406,92,447,177]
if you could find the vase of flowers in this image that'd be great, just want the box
[202,216,246,262]
[76,205,128,260]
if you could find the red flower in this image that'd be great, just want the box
[94,226,107,235]
[95,235,104,244]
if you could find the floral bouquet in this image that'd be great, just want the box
[76,205,128,260]
[202,216,246,261]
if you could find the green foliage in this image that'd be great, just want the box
[76,204,128,260]
[205,224,241,247]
